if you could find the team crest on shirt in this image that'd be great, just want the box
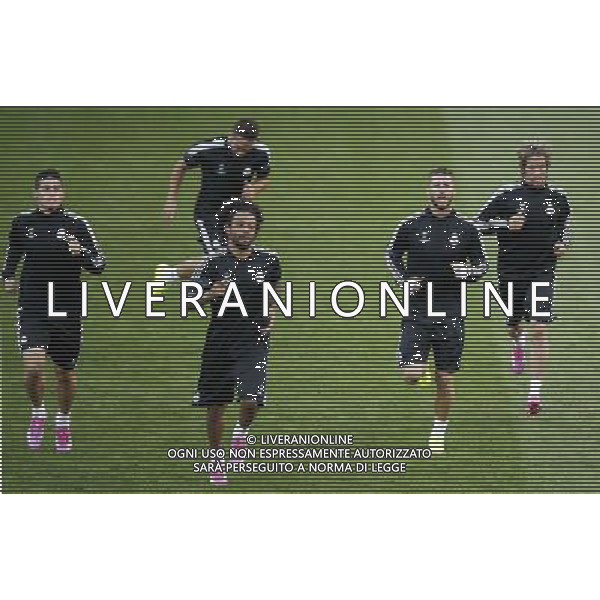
[517,198,528,213]
[56,227,67,240]
[544,200,556,216]
[217,163,226,176]
[243,166,253,178]
[247,266,266,283]
[418,229,431,244]
[26,227,36,239]
[449,232,461,248]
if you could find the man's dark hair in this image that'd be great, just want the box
[519,143,551,171]
[219,198,264,231]
[233,119,259,139]
[429,167,454,179]
[34,169,62,189]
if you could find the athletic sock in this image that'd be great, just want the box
[233,422,249,437]
[211,457,226,470]
[529,379,542,398]
[32,405,47,419]
[431,419,448,435]
[55,413,71,427]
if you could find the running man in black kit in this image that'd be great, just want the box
[2,170,106,453]
[388,168,487,453]
[191,200,281,485]
[156,119,271,282]
[477,143,570,415]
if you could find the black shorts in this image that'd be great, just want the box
[194,330,270,406]
[498,277,555,326]
[399,318,464,373]
[195,214,224,256]
[18,308,82,371]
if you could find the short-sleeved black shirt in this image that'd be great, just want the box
[183,137,271,219]
[192,248,282,341]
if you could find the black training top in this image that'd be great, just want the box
[183,137,270,219]
[387,208,488,318]
[2,207,106,313]
[192,248,282,339]
[477,183,570,277]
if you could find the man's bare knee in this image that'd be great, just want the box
[55,367,77,382]
[206,404,225,420]
[403,364,426,385]
[436,371,454,384]
[23,349,46,374]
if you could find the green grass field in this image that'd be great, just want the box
[1,107,598,492]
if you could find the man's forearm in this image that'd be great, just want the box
[2,250,22,280]
[476,217,509,235]
[166,161,187,205]
[243,177,269,199]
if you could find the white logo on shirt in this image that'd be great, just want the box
[56,228,67,240]
[418,229,431,244]
[248,266,265,283]
[243,166,253,178]
[217,163,226,176]
[449,232,461,248]
[26,227,36,239]
[516,198,528,213]
[544,200,556,216]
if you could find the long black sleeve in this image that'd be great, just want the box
[465,225,488,282]
[477,190,511,234]
[556,194,571,244]
[75,218,106,274]
[387,223,410,281]
[190,257,220,289]
[2,217,25,279]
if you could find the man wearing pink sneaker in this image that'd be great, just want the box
[477,144,570,415]
[190,200,281,486]
[2,170,106,452]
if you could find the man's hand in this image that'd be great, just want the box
[405,278,423,296]
[258,319,272,338]
[450,262,470,280]
[67,235,82,256]
[554,242,568,257]
[508,213,526,232]
[206,279,230,299]
[243,177,269,201]
[4,278,18,294]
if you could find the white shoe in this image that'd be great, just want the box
[154,263,178,283]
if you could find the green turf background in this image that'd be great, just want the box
[1,107,598,492]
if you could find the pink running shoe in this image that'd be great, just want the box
[230,429,247,463]
[26,416,47,451]
[209,460,228,486]
[55,425,73,453]
[512,343,525,374]
[527,398,542,416]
